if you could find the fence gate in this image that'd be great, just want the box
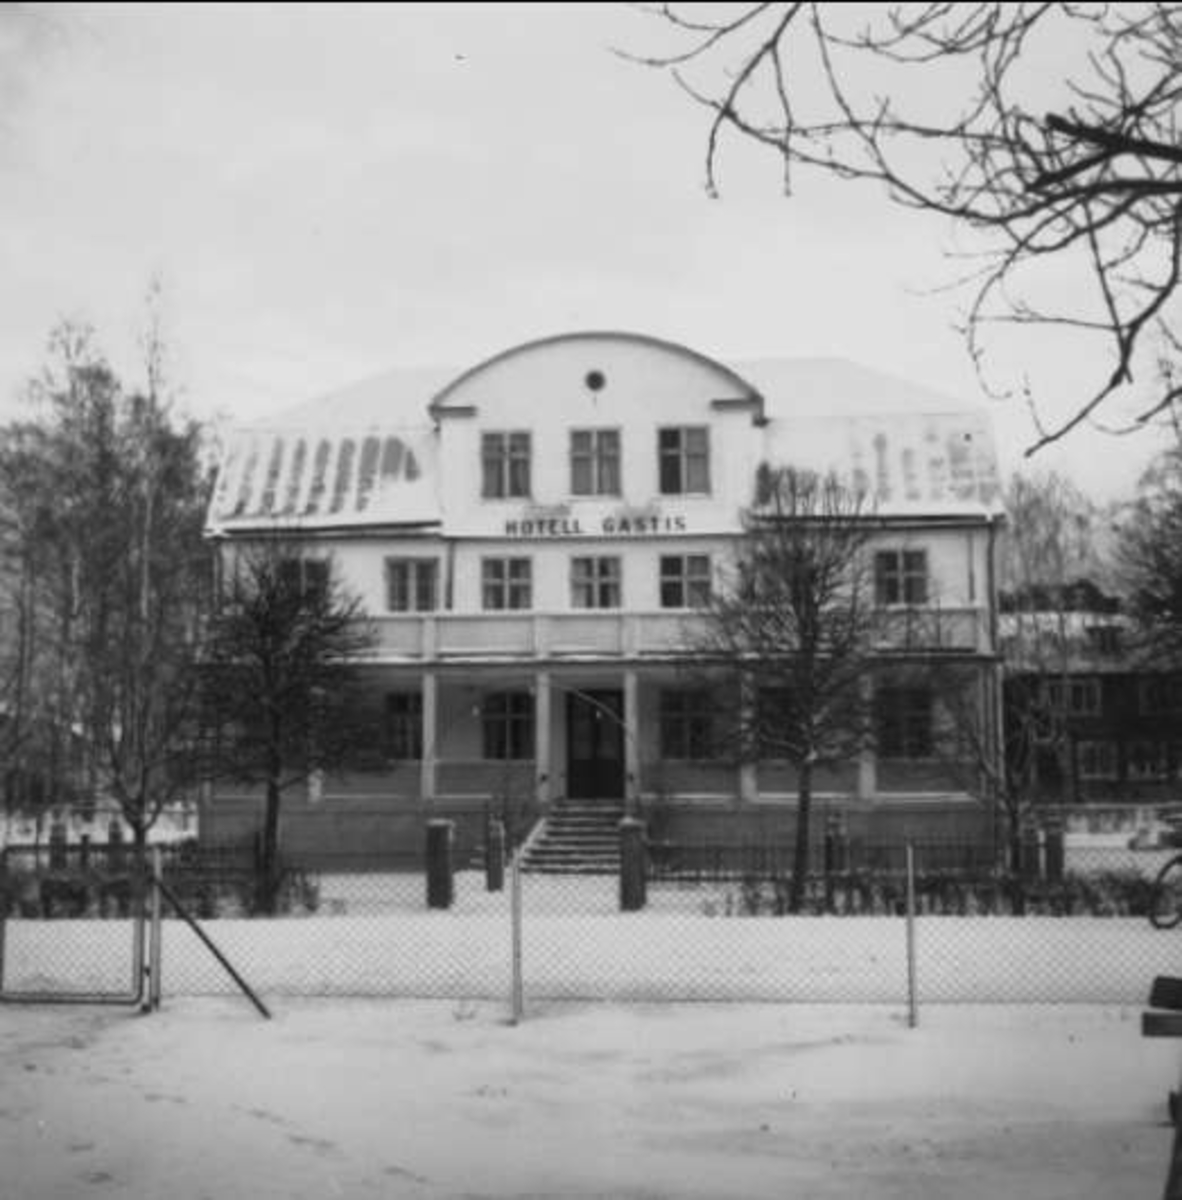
[0,844,146,1005]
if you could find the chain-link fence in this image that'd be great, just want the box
[0,843,147,1004]
[5,826,1182,1013]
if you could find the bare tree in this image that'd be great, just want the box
[927,470,1117,872]
[694,465,876,912]
[1122,443,1182,657]
[200,541,378,913]
[0,318,211,850]
[624,3,1182,449]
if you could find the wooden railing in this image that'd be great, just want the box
[367,606,992,662]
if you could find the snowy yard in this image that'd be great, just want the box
[0,997,1177,1199]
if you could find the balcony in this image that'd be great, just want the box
[368,606,992,663]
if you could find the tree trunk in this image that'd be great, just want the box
[132,819,149,913]
[790,760,814,913]
[259,777,282,915]
[1006,811,1027,917]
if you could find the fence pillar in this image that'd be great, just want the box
[486,818,505,893]
[1020,824,1041,883]
[1044,816,1065,883]
[823,813,846,913]
[425,819,455,910]
[49,822,67,870]
[620,818,646,912]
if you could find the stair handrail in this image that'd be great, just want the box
[513,810,549,866]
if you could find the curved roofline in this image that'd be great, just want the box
[427,330,763,416]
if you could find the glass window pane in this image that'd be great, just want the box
[572,456,592,495]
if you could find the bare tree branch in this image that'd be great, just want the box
[627,2,1182,450]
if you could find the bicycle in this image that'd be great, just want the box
[1150,837,1182,930]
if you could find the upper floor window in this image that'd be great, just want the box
[1140,675,1182,716]
[481,431,531,499]
[658,427,709,495]
[876,685,933,758]
[384,558,438,613]
[1077,738,1117,779]
[482,691,534,760]
[571,556,621,609]
[1085,623,1121,655]
[482,558,532,610]
[875,549,928,606]
[277,557,329,605]
[1126,740,1168,780]
[659,688,716,759]
[571,429,621,496]
[385,693,423,760]
[1045,677,1101,716]
[659,554,711,608]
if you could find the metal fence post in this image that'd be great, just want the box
[510,848,524,1024]
[906,842,918,1029]
[1044,816,1065,884]
[146,846,163,1012]
[0,850,7,990]
[486,819,505,893]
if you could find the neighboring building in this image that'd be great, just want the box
[203,332,1005,861]
[1000,583,1182,838]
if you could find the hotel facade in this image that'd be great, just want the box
[203,332,1005,861]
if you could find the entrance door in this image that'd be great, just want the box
[566,690,625,800]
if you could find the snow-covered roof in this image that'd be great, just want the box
[206,424,439,534]
[205,342,1003,532]
[734,357,976,418]
[737,358,1002,517]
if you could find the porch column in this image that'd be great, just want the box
[858,673,876,801]
[534,670,552,811]
[624,668,640,815]
[420,670,437,806]
[739,675,758,804]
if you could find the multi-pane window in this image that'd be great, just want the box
[658,427,710,495]
[482,691,534,760]
[1126,740,1168,780]
[481,431,531,498]
[385,693,423,760]
[1140,675,1182,716]
[384,558,438,612]
[659,555,711,608]
[482,558,532,610]
[277,557,329,604]
[659,689,715,759]
[1077,739,1118,779]
[571,556,621,609]
[571,429,621,496]
[755,687,799,755]
[1045,677,1101,716]
[874,550,928,606]
[876,686,933,758]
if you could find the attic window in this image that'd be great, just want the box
[585,370,606,392]
[1085,624,1121,655]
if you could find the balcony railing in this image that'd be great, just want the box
[368,606,992,662]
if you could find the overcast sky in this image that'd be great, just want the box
[0,2,1172,501]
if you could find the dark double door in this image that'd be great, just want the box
[566,690,625,800]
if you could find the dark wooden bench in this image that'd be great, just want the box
[1142,976,1182,1200]
[1144,976,1182,1044]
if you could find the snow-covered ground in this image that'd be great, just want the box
[0,997,1176,1199]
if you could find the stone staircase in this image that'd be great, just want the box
[519,800,625,875]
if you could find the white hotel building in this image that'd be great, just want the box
[204,332,1005,861]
